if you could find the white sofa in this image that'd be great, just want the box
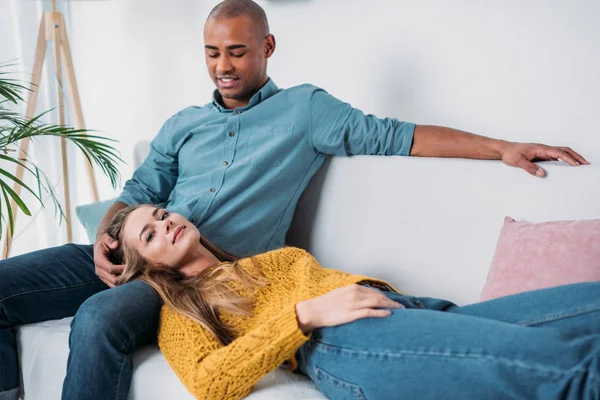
[16,142,600,399]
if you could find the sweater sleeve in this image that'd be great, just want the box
[158,305,310,400]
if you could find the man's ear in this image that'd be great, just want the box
[264,34,276,58]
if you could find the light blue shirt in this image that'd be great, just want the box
[117,79,415,256]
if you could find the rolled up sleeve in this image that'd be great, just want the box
[308,88,415,157]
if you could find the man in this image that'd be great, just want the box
[0,1,588,400]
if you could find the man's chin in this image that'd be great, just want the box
[218,89,246,100]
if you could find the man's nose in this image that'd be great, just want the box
[216,55,232,74]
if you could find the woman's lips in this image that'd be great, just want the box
[173,226,185,244]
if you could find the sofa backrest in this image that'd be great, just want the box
[287,157,600,305]
[134,141,600,305]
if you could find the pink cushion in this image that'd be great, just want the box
[480,217,600,301]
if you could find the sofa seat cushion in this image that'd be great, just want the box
[16,318,325,400]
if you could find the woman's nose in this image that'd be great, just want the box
[164,219,173,232]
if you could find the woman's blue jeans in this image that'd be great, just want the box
[0,244,162,400]
[296,282,600,400]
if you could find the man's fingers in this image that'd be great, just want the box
[97,270,117,288]
[108,263,125,275]
[561,147,589,165]
[95,262,124,287]
[546,148,579,166]
[108,239,119,249]
[515,158,545,177]
[107,275,119,287]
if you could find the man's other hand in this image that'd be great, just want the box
[94,233,124,288]
[501,142,589,177]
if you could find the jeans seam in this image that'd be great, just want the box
[314,366,367,400]
[312,341,584,378]
[515,302,600,326]
[114,323,156,399]
[0,280,102,303]
[114,350,128,400]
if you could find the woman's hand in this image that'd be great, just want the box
[295,284,404,334]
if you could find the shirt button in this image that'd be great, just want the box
[236,110,241,115]
[229,131,235,137]
[210,188,216,193]
[191,217,197,223]
[223,161,229,166]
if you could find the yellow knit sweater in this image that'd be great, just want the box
[157,246,397,400]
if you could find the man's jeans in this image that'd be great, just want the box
[297,282,600,399]
[0,244,162,400]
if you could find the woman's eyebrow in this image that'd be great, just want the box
[138,208,161,242]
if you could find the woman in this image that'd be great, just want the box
[106,204,600,400]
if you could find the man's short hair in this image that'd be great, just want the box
[207,0,270,37]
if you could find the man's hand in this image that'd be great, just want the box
[411,126,590,177]
[295,284,403,334]
[501,142,589,177]
[94,233,124,288]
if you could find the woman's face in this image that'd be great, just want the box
[122,206,202,268]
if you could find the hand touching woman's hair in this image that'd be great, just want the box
[104,205,267,345]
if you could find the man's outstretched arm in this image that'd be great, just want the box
[410,125,589,177]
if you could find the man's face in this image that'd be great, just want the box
[204,16,275,109]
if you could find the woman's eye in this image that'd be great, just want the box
[161,211,169,220]
[147,232,154,242]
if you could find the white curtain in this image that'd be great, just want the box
[1,0,95,256]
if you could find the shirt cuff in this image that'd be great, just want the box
[396,122,416,156]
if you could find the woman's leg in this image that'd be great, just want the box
[420,282,600,337]
[297,293,600,400]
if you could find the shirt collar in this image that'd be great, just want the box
[212,78,279,112]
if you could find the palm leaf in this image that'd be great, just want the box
[0,186,15,237]
[0,180,31,216]
[0,63,29,104]
[0,61,122,238]
[0,167,42,204]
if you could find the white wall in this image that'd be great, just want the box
[1,0,599,255]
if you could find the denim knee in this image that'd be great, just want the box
[69,281,161,352]
[69,294,124,347]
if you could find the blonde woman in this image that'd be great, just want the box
[106,204,600,400]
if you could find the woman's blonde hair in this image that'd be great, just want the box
[106,205,266,345]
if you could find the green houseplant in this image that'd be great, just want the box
[0,61,122,237]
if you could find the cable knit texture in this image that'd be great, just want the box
[158,246,397,400]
